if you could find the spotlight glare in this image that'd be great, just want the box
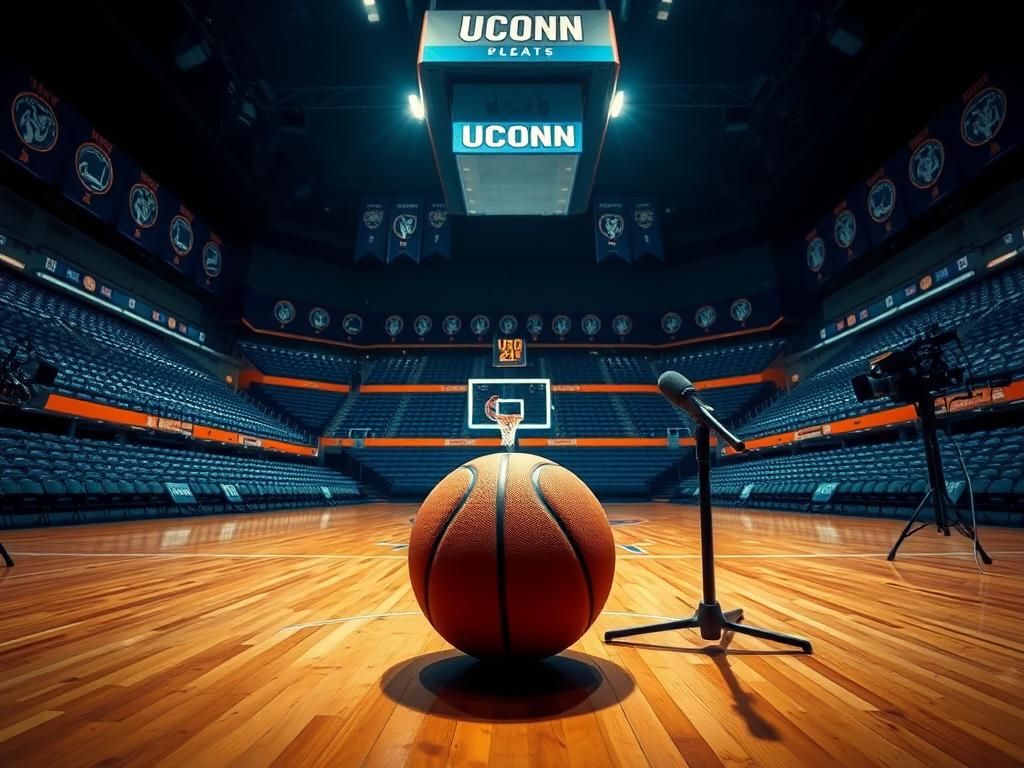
[407,93,425,120]
[367,10,380,22]
[363,0,375,5]
[610,90,625,118]
[657,9,669,20]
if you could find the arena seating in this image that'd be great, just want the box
[658,340,784,379]
[350,447,688,498]
[239,343,358,383]
[0,427,360,525]
[249,384,346,434]
[365,355,424,384]
[0,273,306,443]
[333,393,405,436]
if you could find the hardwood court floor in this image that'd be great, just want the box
[1,503,1023,767]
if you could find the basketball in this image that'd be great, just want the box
[409,452,616,661]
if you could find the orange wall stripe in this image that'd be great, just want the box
[44,393,317,457]
[319,436,686,448]
[360,384,468,393]
[238,369,350,393]
[358,374,778,395]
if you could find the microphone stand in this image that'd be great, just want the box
[605,416,812,652]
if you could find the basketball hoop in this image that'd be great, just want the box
[494,412,523,451]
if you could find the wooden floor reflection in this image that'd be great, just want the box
[1,503,1022,767]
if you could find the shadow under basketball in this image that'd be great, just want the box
[380,650,635,722]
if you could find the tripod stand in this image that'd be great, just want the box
[887,393,991,563]
[604,422,812,652]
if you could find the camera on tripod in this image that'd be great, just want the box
[851,325,964,404]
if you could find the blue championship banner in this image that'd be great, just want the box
[116,159,165,254]
[594,199,631,263]
[423,201,452,259]
[159,198,199,275]
[802,223,835,289]
[61,123,124,223]
[0,69,81,185]
[193,231,226,295]
[630,199,664,262]
[829,196,869,264]
[354,199,388,262]
[952,70,1022,179]
[900,105,963,218]
[862,160,908,245]
[387,200,422,263]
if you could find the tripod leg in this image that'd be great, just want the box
[604,615,700,642]
[943,499,993,565]
[722,618,812,652]
[724,608,743,623]
[0,540,13,567]
[888,489,932,561]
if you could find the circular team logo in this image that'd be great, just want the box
[526,314,543,336]
[695,305,717,330]
[202,242,222,277]
[581,314,601,336]
[342,313,363,336]
[598,213,625,242]
[129,184,158,228]
[392,213,418,240]
[919,275,933,291]
[273,300,296,326]
[552,315,572,336]
[363,206,384,230]
[414,315,432,337]
[169,215,194,256]
[309,307,330,331]
[385,314,404,338]
[909,138,945,189]
[442,315,462,336]
[498,315,518,335]
[633,207,655,229]
[730,298,752,323]
[961,87,1006,147]
[428,207,447,229]
[834,210,857,249]
[75,142,113,194]
[612,314,633,337]
[661,312,682,335]
[11,92,58,152]
[83,275,97,293]
[867,179,896,223]
[470,315,490,336]
[806,237,826,272]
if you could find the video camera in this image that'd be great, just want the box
[851,325,965,405]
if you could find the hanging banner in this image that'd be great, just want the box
[0,70,81,185]
[160,199,199,275]
[862,160,908,246]
[829,195,870,265]
[61,124,124,224]
[594,198,631,263]
[900,106,964,218]
[194,231,226,295]
[802,223,834,290]
[952,70,1022,179]
[116,159,165,254]
[354,199,388,262]
[423,200,452,259]
[630,199,664,261]
[387,199,422,263]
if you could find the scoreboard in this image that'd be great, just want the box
[493,336,527,368]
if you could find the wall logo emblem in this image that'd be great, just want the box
[393,213,418,240]
[695,305,717,329]
[342,313,363,336]
[273,300,296,326]
[730,298,752,323]
[83,275,96,292]
[919,274,933,291]
[443,315,462,336]
[598,213,625,241]
[470,315,490,336]
[363,206,384,229]
[202,242,222,277]
[75,142,113,194]
[169,215,193,256]
[129,184,158,228]
[11,92,58,152]
[428,207,447,229]
[612,314,632,337]
[867,179,896,223]
[806,237,825,272]
[961,87,1006,147]
[414,315,432,336]
[385,315,404,337]
[526,314,543,336]
[309,307,330,331]
[909,138,945,189]
[661,312,682,335]
[581,314,601,336]
[552,315,572,336]
[834,210,856,249]
[633,207,654,229]
[498,315,517,335]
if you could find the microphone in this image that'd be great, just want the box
[658,370,746,451]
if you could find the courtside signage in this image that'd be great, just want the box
[453,122,582,154]
[420,11,616,64]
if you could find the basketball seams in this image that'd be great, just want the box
[495,453,512,659]
[421,464,477,624]
[529,462,597,627]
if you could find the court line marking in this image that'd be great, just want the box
[8,551,408,561]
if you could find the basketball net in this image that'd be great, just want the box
[494,412,523,452]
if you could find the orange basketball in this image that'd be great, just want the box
[409,452,616,662]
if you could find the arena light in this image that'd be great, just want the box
[408,93,425,120]
[367,10,379,22]
[0,252,25,270]
[610,90,625,118]
[987,249,1018,269]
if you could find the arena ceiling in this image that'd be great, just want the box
[3,1,1016,260]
